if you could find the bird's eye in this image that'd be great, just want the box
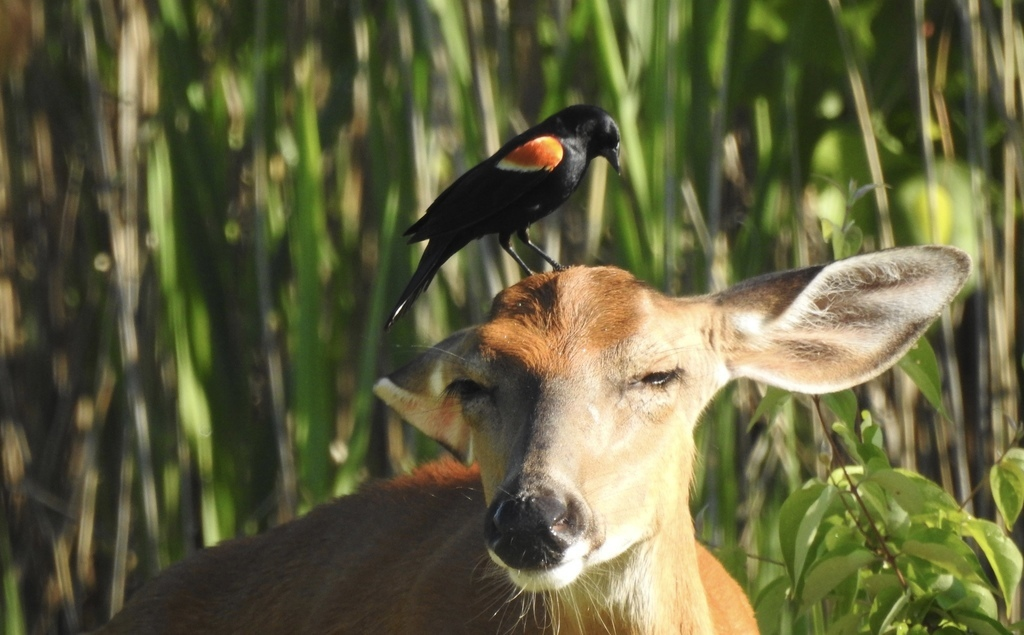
[638,369,682,388]
[443,378,490,400]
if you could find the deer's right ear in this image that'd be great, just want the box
[374,329,476,459]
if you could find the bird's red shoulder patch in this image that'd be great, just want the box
[497,136,564,172]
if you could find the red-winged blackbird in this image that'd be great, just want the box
[384,104,621,331]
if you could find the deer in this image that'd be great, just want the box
[95,245,970,634]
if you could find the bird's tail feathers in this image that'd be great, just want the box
[383,240,454,331]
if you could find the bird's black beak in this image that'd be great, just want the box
[604,146,621,174]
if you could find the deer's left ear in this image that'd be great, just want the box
[714,246,971,394]
[374,329,477,459]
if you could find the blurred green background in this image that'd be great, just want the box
[0,0,1020,632]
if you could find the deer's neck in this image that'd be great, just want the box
[645,516,716,634]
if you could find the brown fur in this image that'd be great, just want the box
[96,461,753,635]
[479,267,649,375]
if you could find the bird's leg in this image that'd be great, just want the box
[498,232,535,276]
[516,227,565,271]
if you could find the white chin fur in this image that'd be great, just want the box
[490,552,584,592]
[488,539,602,592]
[489,530,642,592]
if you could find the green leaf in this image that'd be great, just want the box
[833,223,863,260]
[902,564,955,600]
[963,518,1024,604]
[897,338,951,420]
[862,571,904,596]
[832,422,862,463]
[857,422,891,470]
[1003,447,1024,470]
[825,613,863,635]
[990,458,1024,528]
[823,521,861,552]
[751,385,792,430]
[801,545,876,606]
[876,587,912,634]
[861,422,884,452]
[820,216,842,248]
[779,483,823,580]
[897,469,963,516]
[822,389,858,428]
[946,579,1000,619]
[868,468,926,516]
[753,574,790,635]
[901,527,986,583]
[851,181,886,205]
[949,610,1012,635]
[779,483,838,592]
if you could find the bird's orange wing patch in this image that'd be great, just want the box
[497,136,564,172]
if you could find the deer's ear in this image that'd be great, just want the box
[374,329,476,459]
[716,246,971,394]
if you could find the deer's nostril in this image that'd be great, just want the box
[492,495,566,532]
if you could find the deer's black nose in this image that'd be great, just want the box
[486,494,575,570]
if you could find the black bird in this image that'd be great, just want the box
[384,104,621,331]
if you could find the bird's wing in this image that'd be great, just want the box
[403,135,564,241]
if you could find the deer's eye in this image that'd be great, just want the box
[443,378,490,401]
[637,368,682,388]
